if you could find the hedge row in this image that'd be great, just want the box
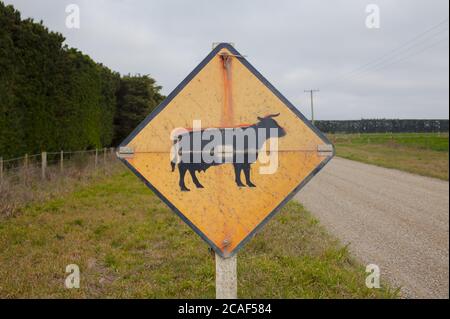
[315,119,449,134]
[0,2,164,159]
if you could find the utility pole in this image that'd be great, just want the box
[304,89,320,124]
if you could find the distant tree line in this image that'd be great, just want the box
[315,119,449,134]
[0,2,164,159]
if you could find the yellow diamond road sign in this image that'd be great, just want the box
[118,43,334,258]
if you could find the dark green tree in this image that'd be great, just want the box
[113,75,164,145]
[0,2,163,158]
[0,2,121,158]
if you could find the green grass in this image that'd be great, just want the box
[0,169,397,298]
[329,133,449,180]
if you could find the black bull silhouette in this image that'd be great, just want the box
[170,114,286,191]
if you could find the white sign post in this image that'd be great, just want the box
[215,254,237,299]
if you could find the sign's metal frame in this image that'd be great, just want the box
[118,43,335,258]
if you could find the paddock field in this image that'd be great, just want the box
[328,133,449,180]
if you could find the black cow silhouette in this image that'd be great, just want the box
[170,113,286,191]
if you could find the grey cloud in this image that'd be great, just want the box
[4,0,449,119]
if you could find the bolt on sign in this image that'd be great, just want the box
[118,43,334,258]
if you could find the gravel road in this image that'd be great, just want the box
[295,157,449,299]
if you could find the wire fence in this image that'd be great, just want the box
[0,148,117,180]
[0,148,120,218]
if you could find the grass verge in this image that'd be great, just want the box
[0,153,118,218]
[329,133,449,180]
[0,168,397,298]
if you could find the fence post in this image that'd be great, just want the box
[0,157,3,182]
[41,152,47,180]
[60,150,64,173]
[24,153,28,169]
[95,148,98,169]
[103,147,107,165]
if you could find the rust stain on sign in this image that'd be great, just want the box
[118,43,334,257]
[220,52,234,126]
[219,52,234,243]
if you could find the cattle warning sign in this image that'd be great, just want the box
[118,43,334,257]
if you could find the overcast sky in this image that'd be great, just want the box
[5,0,449,120]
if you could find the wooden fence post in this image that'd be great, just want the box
[95,149,98,169]
[60,150,64,173]
[0,157,3,182]
[41,152,47,180]
[103,147,107,165]
[24,153,28,169]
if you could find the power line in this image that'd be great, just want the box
[334,27,449,84]
[343,19,447,75]
[322,17,449,88]
[347,33,449,83]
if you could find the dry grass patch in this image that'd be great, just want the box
[0,153,119,218]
